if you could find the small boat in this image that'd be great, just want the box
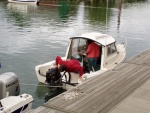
[0,94,33,113]
[0,72,33,113]
[38,0,57,6]
[8,0,39,5]
[35,32,126,90]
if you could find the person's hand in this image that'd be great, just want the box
[54,65,58,67]
[78,52,83,55]
[79,52,86,56]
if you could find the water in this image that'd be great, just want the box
[0,0,150,108]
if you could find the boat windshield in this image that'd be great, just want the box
[107,43,117,57]
[67,38,87,63]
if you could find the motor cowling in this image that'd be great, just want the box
[45,67,62,87]
[0,72,20,99]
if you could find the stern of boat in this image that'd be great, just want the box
[35,61,56,84]
[35,57,66,84]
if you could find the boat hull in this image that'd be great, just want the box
[8,0,38,5]
[0,94,33,113]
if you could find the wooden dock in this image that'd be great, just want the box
[27,49,150,113]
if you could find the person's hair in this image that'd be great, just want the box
[87,40,92,44]
[58,64,66,72]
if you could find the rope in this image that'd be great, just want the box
[63,87,79,100]
[19,83,64,88]
[63,91,79,100]
[20,84,81,100]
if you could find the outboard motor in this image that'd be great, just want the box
[45,67,62,90]
[0,72,20,99]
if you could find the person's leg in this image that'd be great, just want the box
[92,58,99,71]
[88,58,93,71]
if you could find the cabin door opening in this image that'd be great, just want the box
[67,38,89,73]
[96,45,102,71]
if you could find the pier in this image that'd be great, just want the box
[27,49,150,113]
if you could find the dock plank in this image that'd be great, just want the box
[26,106,47,113]
[126,49,150,65]
[93,67,150,113]
[75,66,149,113]
[27,106,65,113]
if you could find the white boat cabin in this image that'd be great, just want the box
[67,32,120,72]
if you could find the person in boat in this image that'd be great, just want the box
[55,56,84,83]
[78,40,100,72]
[86,40,101,72]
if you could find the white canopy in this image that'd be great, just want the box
[71,32,115,46]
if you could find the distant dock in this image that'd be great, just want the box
[26,49,150,113]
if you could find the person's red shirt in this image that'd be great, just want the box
[55,56,83,77]
[86,42,100,58]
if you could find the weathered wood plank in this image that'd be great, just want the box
[126,49,150,65]
[28,106,47,113]
[25,109,34,113]
[26,106,65,113]
[133,54,150,65]
[75,66,148,113]
[143,58,150,67]
[98,67,150,113]
[111,63,128,71]
[126,49,150,63]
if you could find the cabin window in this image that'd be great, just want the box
[68,38,87,62]
[107,43,117,56]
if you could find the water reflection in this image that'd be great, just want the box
[57,1,70,22]
[34,83,65,103]
[117,0,123,30]
[44,88,65,102]
[34,83,49,99]
[7,3,37,26]
[7,3,37,13]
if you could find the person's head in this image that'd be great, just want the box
[87,40,92,44]
[58,64,66,72]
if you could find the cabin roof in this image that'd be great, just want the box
[71,32,115,46]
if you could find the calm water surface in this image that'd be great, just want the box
[0,0,150,108]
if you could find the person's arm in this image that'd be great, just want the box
[71,65,84,77]
[86,43,92,55]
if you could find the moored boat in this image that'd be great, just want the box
[0,72,33,113]
[8,0,39,5]
[35,32,126,90]
[0,94,33,113]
